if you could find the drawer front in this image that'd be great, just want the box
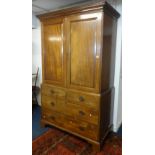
[41,109,98,140]
[41,95,66,113]
[66,103,99,125]
[64,116,98,140]
[42,109,64,127]
[42,84,66,100]
[67,91,99,109]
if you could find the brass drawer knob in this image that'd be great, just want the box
[79,126,85,131]
[79,110,85,116]
[79,96,84,102]
[50,90,55,94]
[42,115,46,119]
[50,116,55,120]
[50,102,55,106]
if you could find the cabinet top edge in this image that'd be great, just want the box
[37,1,120,20]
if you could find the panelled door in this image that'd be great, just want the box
[42,18,66,86]
[66,12,102,92]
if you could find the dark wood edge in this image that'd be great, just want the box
[100,124,112,144]
[37,0,120,20]
[99,89,113,142]
[101,86,115,95]
[104,2,120,19]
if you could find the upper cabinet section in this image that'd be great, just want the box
[42,18,66,86]
[38,1,120,92]
[66,12,102,92]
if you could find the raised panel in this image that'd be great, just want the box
[66,12,102,92]
[43,20,65,86]
[70,19,96,87]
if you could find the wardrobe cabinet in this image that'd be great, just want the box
[38,0,120,151]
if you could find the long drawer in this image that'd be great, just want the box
[65,102,99,125]
[42,95,99,125]
[41,109,99,140]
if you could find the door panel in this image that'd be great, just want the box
[43,19,65,86]
[70,20,96,88]
[66,12,102,92]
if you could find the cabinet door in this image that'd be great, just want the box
[66,12,102,92]
[42,18,66,86]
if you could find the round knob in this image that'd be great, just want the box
[50,102,55,106]
[50,116,55,120]
[50,90,54,94]
[79,110,85,116]
[42,115,46,119]
[79,126,85,131]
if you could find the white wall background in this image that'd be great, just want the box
[107,0,122,132]
[113,0,122,132]
[32,0,122,131]
[32,13,42,105]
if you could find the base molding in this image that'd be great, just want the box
[41,119,112,152]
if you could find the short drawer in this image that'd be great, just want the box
[66,91,100,109]
[66,103,99,125]
[42,84,66,100]
[41,95,65,113]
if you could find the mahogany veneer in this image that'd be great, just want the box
[37,0,120,151]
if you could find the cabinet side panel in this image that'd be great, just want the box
[100,89,113,141]
[101,13,117,91]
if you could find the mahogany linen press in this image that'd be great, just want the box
[37,0,120,151]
